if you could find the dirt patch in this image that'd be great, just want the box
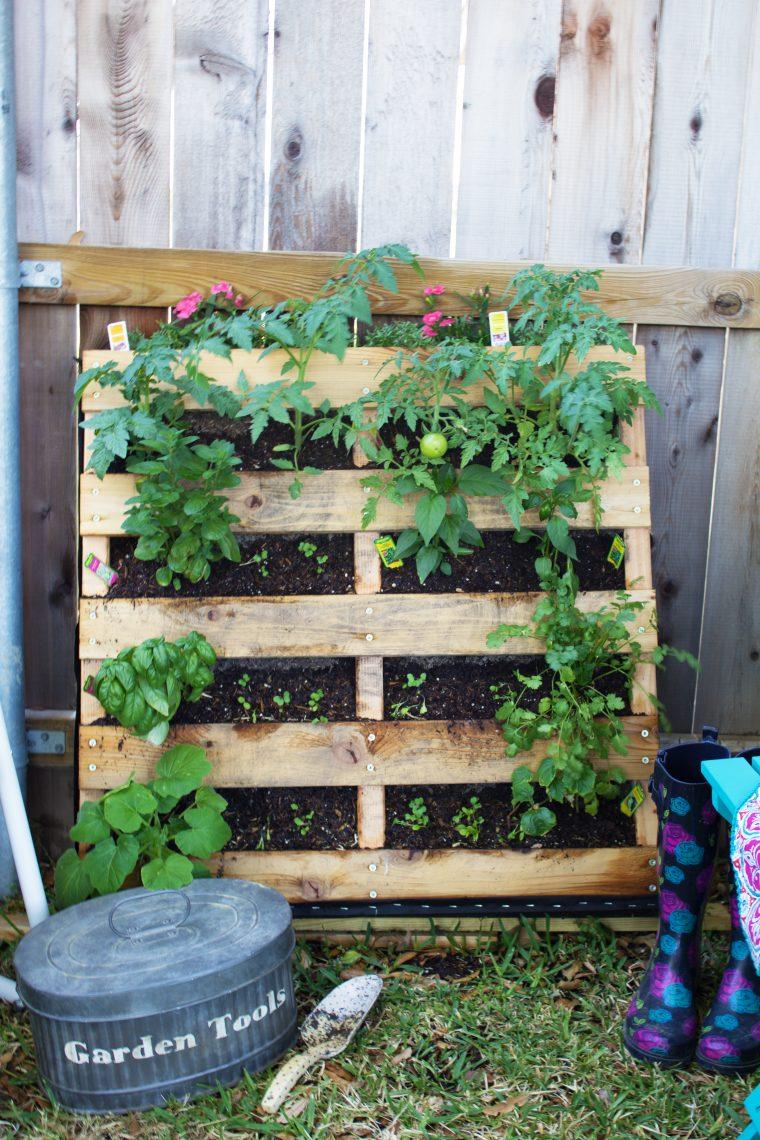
[223,786,357,851]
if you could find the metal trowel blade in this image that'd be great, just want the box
[299,974,383,1058]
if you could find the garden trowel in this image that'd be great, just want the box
[261,974,383,1113]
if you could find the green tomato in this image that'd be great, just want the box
[419,432,449,459]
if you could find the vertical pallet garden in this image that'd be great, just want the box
[78,344,659,906]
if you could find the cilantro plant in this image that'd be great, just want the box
[54,744,231,908]
[89,632,216,745]
[488,557,697,839]
[238,244,421,498]
[393,797,430,832]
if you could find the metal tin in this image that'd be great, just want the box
[14,880,297,1113]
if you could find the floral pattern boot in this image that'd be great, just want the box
[623,730,729,1067]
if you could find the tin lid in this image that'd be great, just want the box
[14,880,294,1019]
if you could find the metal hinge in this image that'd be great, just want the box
[26,729,66,756]
[18,260,62,289]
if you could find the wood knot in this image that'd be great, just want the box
[661,579,678,599]
[610,230,623,246]
[690,110,703,139]
[534,74,555,120]
[691,347,703,364]
[588,14,612,56]
[245,494,263,511]
[302,878,325,900]
[206,608,218,621]
[285,128,303,162]
[713,291,743,317]
[750,650,759,662]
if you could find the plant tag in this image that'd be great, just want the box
[84,551,118,588]
[488,310,510,347]
[374,535,403,569]
[621,784,646,816]
[83,675,95,695]
[107,320,130,351]
[607,534,626,569]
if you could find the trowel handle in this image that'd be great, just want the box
[261,1042,327,1114]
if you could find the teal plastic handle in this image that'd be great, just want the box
[701,758,760,824]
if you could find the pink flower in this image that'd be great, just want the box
[699,1036,738,1061]
[210,280,234,299]
[234,293,244,308]
[424,284,445,296]
[174,291,203,320]
[662,822,694,854]
[439,317,454,327]
[420,326,437,338]
[422,310,443,325]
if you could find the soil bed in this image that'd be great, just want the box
[381,530,625,593]
[108,534,355,597]
[179,657,355,723]
[385,784,635,850]
[222,786,357,851]
[383,655,630,721]
[186,412,354,471]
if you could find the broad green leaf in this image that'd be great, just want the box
[457,465,508,498]
[103,783,157,833]
[415,494,447,546]
[84,834,140,895]
[520,806,556,837]
[70,801,111,845]
[153,744,211,798]
[55,849,93,909]
[175,806,231,859]
[141,851,195,891]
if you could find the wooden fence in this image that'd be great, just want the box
[15,0,760,848]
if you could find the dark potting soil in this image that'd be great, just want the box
[383,656,630,721]
[173,657,356,724]
[385,784,635,851]
[186,412,355,472]
[381,530,626,593]
[222,786,357,851]
[107,534,355,597]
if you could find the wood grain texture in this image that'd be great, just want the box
[215,846,656,901]
[694,330,760,732]
[734,8,760,269]
[643,0,755,267]
[548,0,659,264]
[79,466,651,535]
[361,0,461,254]
[456,0,561,259]
[78,0,172,245]
[78,716,658,788]
[173,0,269,250]
[355,532,385,848]
[268,0,363,252]
[636,327,723,730]
[22,243,760,326]
[79,344,646,409]
[14,0,77,242]
[79,591,657,659]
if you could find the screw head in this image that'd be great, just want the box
[369,863,377,872]
[89,637,97,645]
[367,763,375,772]
[648,858,657,867]
[362,386,370,395]
[365,606,373,614]
[51,277,60,287]
[633,506,642,514]
[365,633,374,642]
[364,485,371,493]
[89,611,97,620]
[626,355,633,362]
[367,732,376,742]
[633,478,641,486]
[642,756,650,765]
[88,739,97,748]
[369,890,378,899]
[641,729,650,738]
[362,359,369,366]
[92,514,101,522]
[637,626,646,634]
[88,763,97,772]
[35,262,43,272]
[648,884,657,893]
[92,390,101,399]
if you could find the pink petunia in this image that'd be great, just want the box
[174,291,203,320]
[210,280,234,299]
[234,293,244,308]
[420,326,437,338]
[424,284,445,296]
[439,317,454,327]
[422,310,443,325]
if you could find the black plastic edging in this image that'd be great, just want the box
[291,895,659,922]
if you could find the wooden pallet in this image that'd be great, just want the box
[78,345,659,903]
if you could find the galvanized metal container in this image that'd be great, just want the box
[14,880,297,1113]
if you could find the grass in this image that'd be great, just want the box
[0,923,752,1138]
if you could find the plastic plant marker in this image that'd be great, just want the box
[261,974,383,1114]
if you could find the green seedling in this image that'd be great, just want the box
[452,796,484,844]
[393,797,430,832]
[290,803,315,838]
[307,689,327,723]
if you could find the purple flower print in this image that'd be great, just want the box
[699,1036,739,1062]
[701,801,718,826]
[632,1027,669,1054]
[649,963,679,998]
[659,891,682,922]
[663,822,694,854]
[681,1014,697,1037]
[718,970,749,1002]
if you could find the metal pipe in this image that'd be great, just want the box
[0,2,27,896]
[0,700,48,927]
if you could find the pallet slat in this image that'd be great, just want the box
[78,715,658,787]
[80,465,651,535]
[214,846,657,902]
[79,591,657,659]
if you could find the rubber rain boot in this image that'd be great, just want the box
[623,727,729,1067]
[696,746,760,1075]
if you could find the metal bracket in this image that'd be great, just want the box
[18,260,62,289]
[26,729,66,756]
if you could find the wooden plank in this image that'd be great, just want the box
[173,0,269,250]
[80,465,651,536]
[20,243,760,327]
[268,0,363,251]
[80,591,657,660]
[25,710,75,859]
[456,0,561,259]
[78,0,173,245]
[214,846,657,901]
[642,0,755,266]
[361,0,461,254]
[78,715,659,789]
[547,0,659,264]
[734,8,760,270]
[694,330,760,733]
[79,344,647,409]
[354,534,385,849]
[635,328,723,731]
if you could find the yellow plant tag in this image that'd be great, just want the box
[107,321,130,351]
[621,784,646,816]
[374,536,403,569]
[607,534,626,569]
[488,310,510,347]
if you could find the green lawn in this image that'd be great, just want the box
[0,923,752,1138]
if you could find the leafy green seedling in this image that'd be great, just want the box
[393,797,430,832]
[307,689,327,723]
[452,796,484,844]
[290,803,315,838]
